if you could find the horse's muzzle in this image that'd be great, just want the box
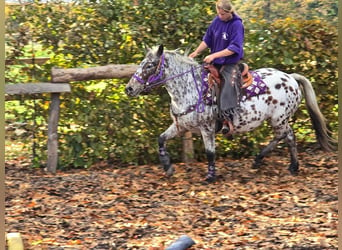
[125,86,134,96]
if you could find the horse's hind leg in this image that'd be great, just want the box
[252,134,285,169]
[158,123,184,177]
[253,124,299,175]
[284,128,299,175]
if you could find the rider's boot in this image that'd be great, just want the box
[222,119,234,138]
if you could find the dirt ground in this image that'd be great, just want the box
[5,147,338,249]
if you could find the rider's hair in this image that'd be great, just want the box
[216,0,234,13]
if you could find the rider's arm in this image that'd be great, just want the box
[189,41,208,58]
[203,48,235,63]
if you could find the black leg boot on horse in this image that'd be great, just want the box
[218,64,241,138]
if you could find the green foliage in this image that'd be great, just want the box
[5,0,338,168]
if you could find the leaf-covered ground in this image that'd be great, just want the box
[5,147,338,249]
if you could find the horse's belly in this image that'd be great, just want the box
[234,98,274,132]
[174,107,216,131]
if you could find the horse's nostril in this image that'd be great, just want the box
[125,87,132,94]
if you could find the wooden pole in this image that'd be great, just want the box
[182,131,194,162]
[51,64,139,82]
[47,93,61,173]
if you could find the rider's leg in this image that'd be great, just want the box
[219,63,241,135]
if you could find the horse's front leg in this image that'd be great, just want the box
[201,128,216,182]
[158,123,184,177]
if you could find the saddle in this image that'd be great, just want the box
[239,63,253,88]
[204,63,253,88]
[204,64,221,85]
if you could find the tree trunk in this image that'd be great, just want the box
[51,64,139,82]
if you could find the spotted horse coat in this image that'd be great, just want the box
[125,45,336,182]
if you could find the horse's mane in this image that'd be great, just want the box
[149,46,199,66]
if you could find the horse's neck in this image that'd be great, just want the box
[164,54,201,112]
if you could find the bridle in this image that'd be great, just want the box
[133,53,203,93]
[132,53,166,91]
[132,53,215,118]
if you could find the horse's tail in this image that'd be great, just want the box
[291,73,336,151]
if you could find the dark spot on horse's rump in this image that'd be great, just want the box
[289,86,294,92]
[275,84,281,89]
[280,77,288,82]
[272,99,278,104]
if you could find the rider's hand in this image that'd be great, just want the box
[203,55,215,64]
[189,51,198,58]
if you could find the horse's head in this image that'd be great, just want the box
[125,45,165,97]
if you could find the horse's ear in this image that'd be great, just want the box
[143,43,151,54]
[156,44,164,57]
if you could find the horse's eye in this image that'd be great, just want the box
[146,63,155,69]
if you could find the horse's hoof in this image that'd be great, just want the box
[289,167,299,176]
[288,163,299,176]
[252,156,263,169]
[252,162,261,169]
[165,165,174,177]
[290,170,299,176]
[204,175,216,183]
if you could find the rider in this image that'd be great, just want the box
[189,0,244,136]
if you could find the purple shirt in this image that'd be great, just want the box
[203,14,244,64]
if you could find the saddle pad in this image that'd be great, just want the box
[241,71,267,101]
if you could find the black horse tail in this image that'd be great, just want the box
[291,73,336,151]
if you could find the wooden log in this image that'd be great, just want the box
[51,64,139,82]
[6,57,50,65]
[47,93,61,174]
[5,83,71,95]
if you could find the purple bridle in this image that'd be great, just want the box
[132,53,166,90]
[133,53,211,115]
[133,54,203,90]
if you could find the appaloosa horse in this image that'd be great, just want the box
[125,45,335,182]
